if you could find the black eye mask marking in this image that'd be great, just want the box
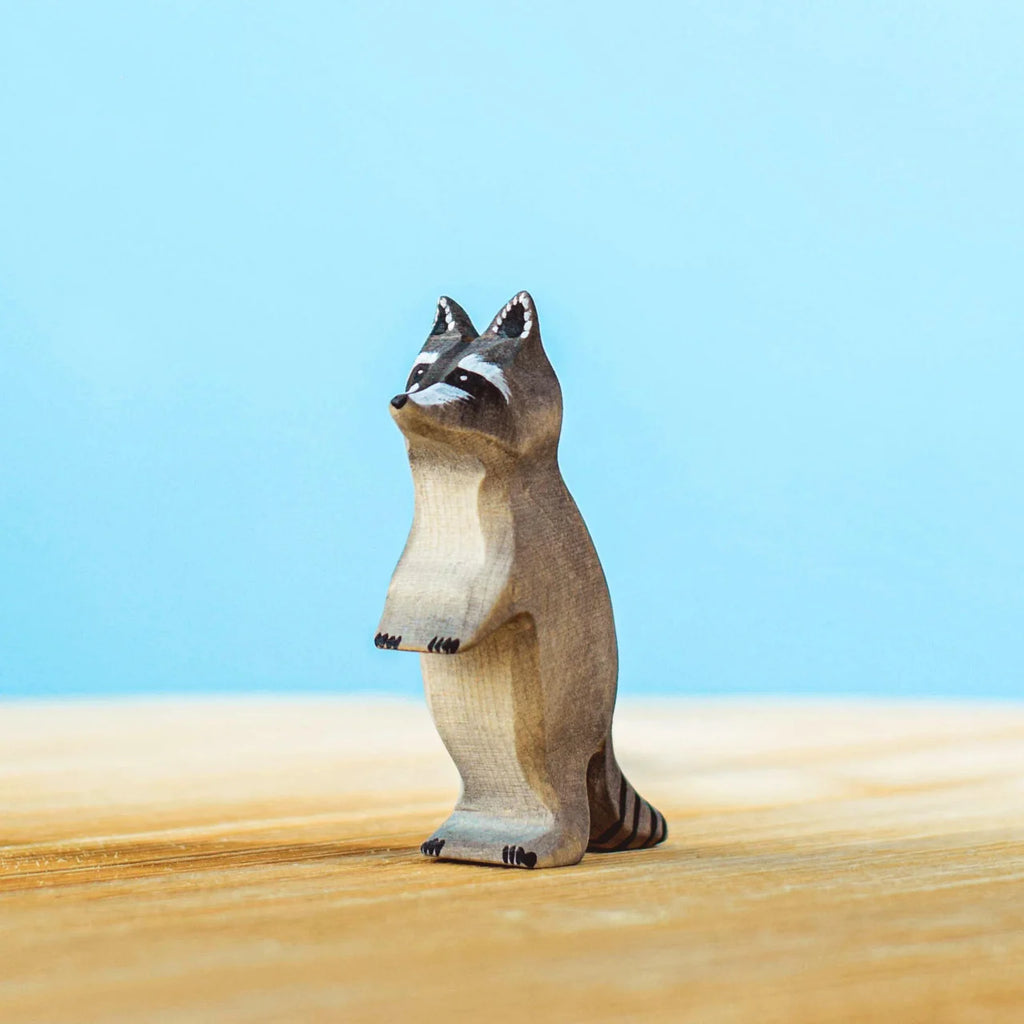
[443,368,506,405]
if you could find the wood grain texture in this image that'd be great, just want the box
[1,697,1022,1024]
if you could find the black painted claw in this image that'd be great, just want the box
[374,632,402,650]
[501,845,537,869]
[420,837,445,857]
[427,636,460,654]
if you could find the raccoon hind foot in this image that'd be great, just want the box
[420,811,585,868]
[501,845,537,869]
[420,837,446,857]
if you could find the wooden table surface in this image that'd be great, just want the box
[1,697,1022,1023]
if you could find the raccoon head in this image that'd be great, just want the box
[389,292,562,457]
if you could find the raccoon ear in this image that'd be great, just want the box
[430,296,477,340]
[484,291,539,341]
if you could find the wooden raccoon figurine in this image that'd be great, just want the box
[376,291,667,869]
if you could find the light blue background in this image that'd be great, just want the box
[1,2,1021,699]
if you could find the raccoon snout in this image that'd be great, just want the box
[390,393,408,409]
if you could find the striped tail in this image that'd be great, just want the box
[586,736,668,852]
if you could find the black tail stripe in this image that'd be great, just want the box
[641,809,657,848]
[611,790,644,851]
[592,815,625,847]
[591,774,629,846]
[593,819,622,843]
[642,809,664,848]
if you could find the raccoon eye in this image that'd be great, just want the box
[406,364,428,390]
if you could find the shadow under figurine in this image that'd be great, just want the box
[376,291,667,869]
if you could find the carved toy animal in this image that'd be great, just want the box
[375,291,667,868]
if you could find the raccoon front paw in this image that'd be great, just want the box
[427,636,460,654]
[420,838,445,857]
[374,632,401,649]
[501,845,537,869]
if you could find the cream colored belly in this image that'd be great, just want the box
[421,614,557,819]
